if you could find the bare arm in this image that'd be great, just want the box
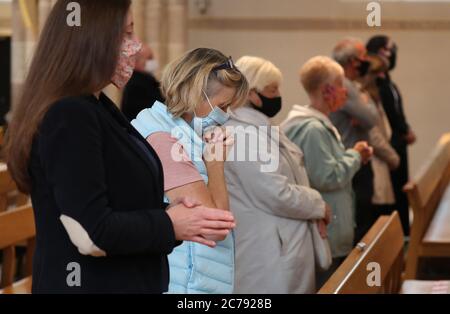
[166,180,228,242]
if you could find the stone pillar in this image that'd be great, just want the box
[38,0,55,33]
[10,0,45,110]
[11,0,27,108]
[132,0,146,41]
[144,0,188,73]
[145,0,166,74]
[166,0,188,62]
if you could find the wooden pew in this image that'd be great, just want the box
[0,205,35,294]
[0,277,32,294]
[318,211,450,294]
[0,163,32,291]
[0,163,29,212]
[318,212,404,294]
[404,133,450,279]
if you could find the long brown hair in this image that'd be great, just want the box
[4,0,131,193]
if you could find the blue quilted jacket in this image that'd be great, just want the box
[131,101,235,294]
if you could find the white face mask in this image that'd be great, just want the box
[144,59,159,74]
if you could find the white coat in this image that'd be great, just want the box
[224,106,326,294]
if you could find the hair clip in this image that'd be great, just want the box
[213,56,235,72]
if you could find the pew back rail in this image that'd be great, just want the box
[318,212,404,294]
[0,205,35,292]
[404,133,450,279]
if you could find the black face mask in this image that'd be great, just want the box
[388,44,398,71]
[357,59,371,77]
[251,93,282,118]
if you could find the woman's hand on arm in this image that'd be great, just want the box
[166,203,236,248]
[166,182,231,242]
[167,196,202,210]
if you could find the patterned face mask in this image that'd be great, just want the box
[111,37,142,89]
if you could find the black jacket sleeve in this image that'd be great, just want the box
[378,78,410,136]
[39,98,177,256]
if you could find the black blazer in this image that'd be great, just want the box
[29,93,177,293]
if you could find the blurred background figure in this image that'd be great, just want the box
[361,53,401,224]
[121,43,164,121]
[366,35,416,236]
[331,38,379,243]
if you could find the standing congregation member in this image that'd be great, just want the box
[132,48,249,294]
[4,0,235,294]
[366,35,416,236]
[331,37,379,242]
[224,56,331,294]
[282,56,373,286]
[361,53,400,219]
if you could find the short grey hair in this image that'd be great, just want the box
[332,37,363,66]
[235,56,283,92]
[300,56,344,95]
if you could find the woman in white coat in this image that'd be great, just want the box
[224,56,331,293]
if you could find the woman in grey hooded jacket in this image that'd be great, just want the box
[224,56,331,294]
[282,56,373,283]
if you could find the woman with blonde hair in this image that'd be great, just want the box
[224,56,331,293]
[132,48,249,293]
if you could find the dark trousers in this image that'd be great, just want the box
[353,162,375,244]
[391,142,411,236]
[373,204,396,221]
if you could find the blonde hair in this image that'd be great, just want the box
[235,56,282,92]
[161,48,249,117]
[300,56,344,95]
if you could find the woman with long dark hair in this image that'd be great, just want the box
[4,0,235,294]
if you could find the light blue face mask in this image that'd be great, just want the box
[190,91,230,136]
